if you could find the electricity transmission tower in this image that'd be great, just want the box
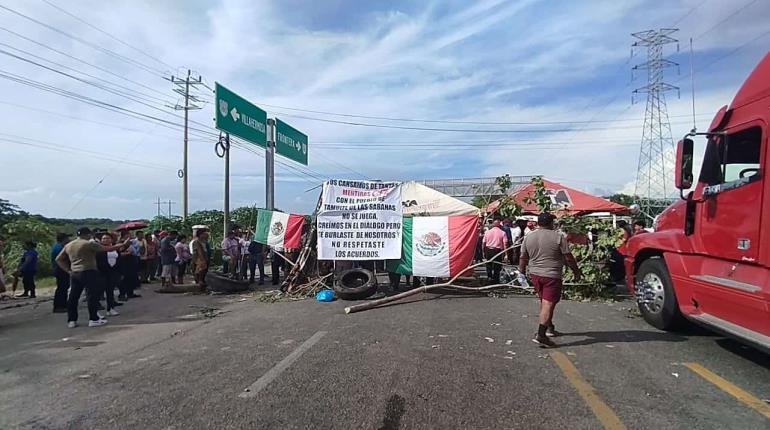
[631,29,680,219]
[169,70,203,221]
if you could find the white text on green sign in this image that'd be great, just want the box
[214,82,267,147]
[275,118,309,166]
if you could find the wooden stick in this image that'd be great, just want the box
[344,245,523,314]
[272,249,296,267]
[287,273,331,295]
[343,281,530,314]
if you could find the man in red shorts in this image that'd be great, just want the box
[519,212,582,347]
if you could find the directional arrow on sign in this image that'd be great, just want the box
[230,107,240,122]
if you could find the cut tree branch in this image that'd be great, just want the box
[344,244,525,314]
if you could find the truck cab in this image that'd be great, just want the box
[624,52,770,352]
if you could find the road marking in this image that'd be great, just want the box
[684,362,770,419]
[550,352,627,430]
[238,331,327,398]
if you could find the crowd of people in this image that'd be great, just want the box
[0,226,219,328]
[218,227,284,286]
[0,221,292,326]
[478,217,533,284]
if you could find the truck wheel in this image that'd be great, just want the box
[636,258,682,330]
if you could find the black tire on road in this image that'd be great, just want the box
[636,258,683,330]
[333,268,378,300]
[205,272,251,293]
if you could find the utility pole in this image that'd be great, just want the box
[170,69,203,221]
[166,200,175,218]
[224,134,230,234]
[155,197,162,218]
[631,29,680,220]
[266,118,275,210]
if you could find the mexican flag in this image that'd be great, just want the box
[387,216,479,277]
[253,209,304,249]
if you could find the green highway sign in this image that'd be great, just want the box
[215,82,266,147]
[275,118,309,166]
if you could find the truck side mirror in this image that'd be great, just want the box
[675,138,694,189]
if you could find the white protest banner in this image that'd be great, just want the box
[317,180,403,260]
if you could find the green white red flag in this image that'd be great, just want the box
[387,216,478,277]
[253,209,304,249]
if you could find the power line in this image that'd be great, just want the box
[316,143,638,151]
[314,152,372,179]
[313,137,642,144]
[64,123,163,216]
[693,0,758,40]
[228,140,323,184]
[226,134,328,182]
[675,28,770,84]
[0,43,174,105]
[0,135,170,170]
[0,4,166,77]
[543,0,708,168]
[0,100,177,137]
[270,110,697,133]
[247,101,704,125]
[0,68,220,140]
[0,48,192,121]
[194,74,709,126]
[0,68,176,125]
[671,0,709,26]
[39,0,176,71]
[0,26,175,102]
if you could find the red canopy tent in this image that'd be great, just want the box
[486,178,628,216]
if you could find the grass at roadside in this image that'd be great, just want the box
[1,275,56,296]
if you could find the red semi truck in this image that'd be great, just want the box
[624,52,770,352]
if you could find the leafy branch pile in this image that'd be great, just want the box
[558,215,624,299]
[523,178,625,300]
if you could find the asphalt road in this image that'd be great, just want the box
[1,283,768,429]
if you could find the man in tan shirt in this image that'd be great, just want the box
[56,227,128,328]
[519,213,582,348]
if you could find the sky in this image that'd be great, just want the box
[0,0,768,220]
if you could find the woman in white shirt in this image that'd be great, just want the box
[97,233,121,316]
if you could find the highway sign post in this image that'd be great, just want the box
[275,118,309,166]
[214,82,267,146]
[213,83,311,212]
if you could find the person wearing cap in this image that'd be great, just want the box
[519,212,582,348]
[482,219,509,284]
[51,232,71,312]
[55,227,129,328]
[159,230,179,287]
